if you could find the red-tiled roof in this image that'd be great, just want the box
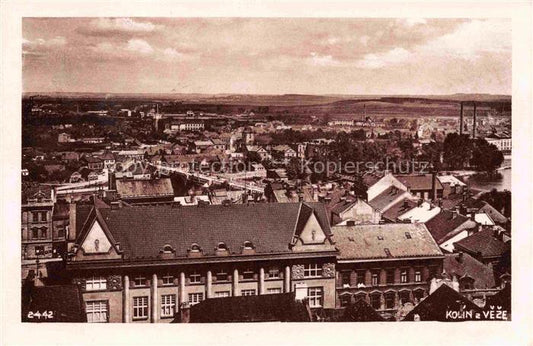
[332,223,443,260]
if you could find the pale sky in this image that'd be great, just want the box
[22,18,511,95]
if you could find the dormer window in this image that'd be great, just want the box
[217,242,228,251]
[190,243,201,252]
[162,244,174,254]
[243,241,254,250]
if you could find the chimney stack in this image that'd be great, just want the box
[431,172,437,201]
[459,102,464,135]
[179,302,191,323]
[472,102,477,139]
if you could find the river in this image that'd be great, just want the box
[462,157,512,192]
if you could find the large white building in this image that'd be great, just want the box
[484,134,511,152]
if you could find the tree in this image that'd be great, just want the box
[286,158,302,180]
[470,139,504,172]
[443,133,473,169]
[479,189,511,218]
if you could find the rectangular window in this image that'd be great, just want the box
[86,276,107,291]
[162,274,174,286]
[160,294,176,318]
[386,270,395,284]
[356,271,365,285]
[241,289,256,296]
[31,228,39,239]
[215,271,228,282]
[242,269,255,280]
[41,211,47,222]
[267,267,280,279]
[267,288,282,294]
[40,228,47,239]
[34,245,45,256]
[189,271,201,284]
[32,212,39,222]
[341,271,351,286]
[371,272,379,286]
[370,294,381,310]
[188,293,203,306]
[86,300,108,323]
[215,291,230,298]
[400,270,408,283]
[57,228,65,238]
[415,270,422,282]
[303,264,322,278]
[307,287,323,308]
[133,276,146,287]
[133,296,148,320]
[385,293,395,309]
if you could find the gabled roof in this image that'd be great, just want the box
[403,284,482,321]
[443,253,496,289]
[84,202,332,260]
[332,223,443,261]
[341,298,385,322]
[116,178,174,199]
[424,210,473,243]
[189,292,311,323]
[395,174,443,191]
[454,228,510,259]
[368,186,408,212]
[382,198,418,222]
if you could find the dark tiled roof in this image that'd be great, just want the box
[22,284,86,322]
[395,174,443,191]
[443,253,496,289]
[484,284,511,313]
[75,204,94,236]
[403,284,482,321]
[382,198,418,222]
[189,292,311,322]
[332,223,442,260]
[96,202,331,259]
[116,178,174,199]
[424,210,473,243]
[341,298,385,322]
[454,228,510,259]
[368,186,408,212]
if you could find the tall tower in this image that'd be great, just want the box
[472,102,477,139]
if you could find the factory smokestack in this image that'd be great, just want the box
[472,102,477,139]
[459,102,464,135]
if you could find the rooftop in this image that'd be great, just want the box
[80,202,332,260]
[115,178,174,199]
[332,223,443,261]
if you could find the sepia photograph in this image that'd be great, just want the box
[2,1,533,345]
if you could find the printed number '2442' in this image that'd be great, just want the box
[27,311,54,319]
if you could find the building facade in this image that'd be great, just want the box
[332,223,444,319]
[66,202,337,323]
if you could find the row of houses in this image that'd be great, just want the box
[22,198,510,323]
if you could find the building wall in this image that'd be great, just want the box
[69,257,337,323]
[335,258,443,316]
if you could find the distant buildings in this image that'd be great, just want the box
[484,133,511,153]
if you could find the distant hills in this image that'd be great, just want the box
[23,92,511,107]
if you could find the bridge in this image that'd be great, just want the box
[151,164,264,193]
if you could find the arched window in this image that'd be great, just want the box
[243,241,254,249]
[217,242,228,251]
[190,243,201,252]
